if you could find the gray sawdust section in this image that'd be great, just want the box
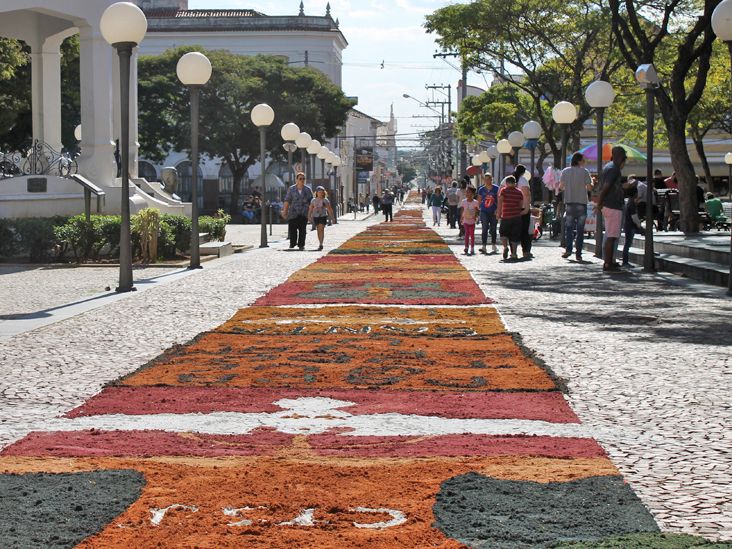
[0,470,144,548]
[433,473,659,548]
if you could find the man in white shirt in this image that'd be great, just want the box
[559,153,593,260]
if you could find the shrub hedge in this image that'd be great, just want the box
[0,209,229,263]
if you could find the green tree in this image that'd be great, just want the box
[608,0,720,233]
[138,47,354,215]
[0,38,30,150]
[456,84,534,145]
[397,161,416,183]
[60,35,81,151]
[687,41,731,186]
[425,0,623,167]
[0,36,80,152]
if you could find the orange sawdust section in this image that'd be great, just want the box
[118,333,555,391]
[1,456,618,549]
[216,306,505,337]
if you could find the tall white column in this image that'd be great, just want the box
[77,24,116,186]
[40,35,65,152]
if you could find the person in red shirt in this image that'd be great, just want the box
[497,175,527,260]
[664,172,679,190]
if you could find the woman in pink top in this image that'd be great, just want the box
[460,186,480,255]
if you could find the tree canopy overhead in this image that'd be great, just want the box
[138,46,354,214]
[425,0,623,165]
[608,0,721,232]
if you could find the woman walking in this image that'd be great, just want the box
[308,186,336,251]
[430,186,445,226]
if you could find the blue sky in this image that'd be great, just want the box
[188,0,484,146]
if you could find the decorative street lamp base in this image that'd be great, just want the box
[115,286,137,293]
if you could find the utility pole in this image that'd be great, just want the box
[434,51,468,177]
[426,84,452,178]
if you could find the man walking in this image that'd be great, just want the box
[596,146,628,272]
[559,152,593,261]
[446,181,460,229]
[281,171,314,250]
[381,189,394,222]
[477,172,499,254]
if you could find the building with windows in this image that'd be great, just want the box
[136,0,349,215]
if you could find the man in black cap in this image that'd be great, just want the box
[595,146,631,272]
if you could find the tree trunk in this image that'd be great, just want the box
[666,126,698,233]
[230,172,243,217]
[692,134,713,189]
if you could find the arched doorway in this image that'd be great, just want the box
[138,160,158,182]
[175,160,204,209]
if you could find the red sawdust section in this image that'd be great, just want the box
[1,428,294,458]
[254,278,490,305]
[0,456,619,548]
[2,431,602,459]
[308,434,604,459]
[118,333,556,391]
[216,305,506,337]
[66,387,579,423]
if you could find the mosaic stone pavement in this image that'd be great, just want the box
[2,197,723,548]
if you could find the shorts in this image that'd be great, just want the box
[313,216,328,226]
[499,216,522,242]
[602,207,622,238]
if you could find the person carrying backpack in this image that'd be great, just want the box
[446,181,461,229]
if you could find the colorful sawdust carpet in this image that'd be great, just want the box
[1,203,668,548]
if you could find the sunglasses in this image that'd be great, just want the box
[296,176,305,180]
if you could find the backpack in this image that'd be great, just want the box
[446,187,460,206]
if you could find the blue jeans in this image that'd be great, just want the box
[564,203,587,254]
[480,210,497,245]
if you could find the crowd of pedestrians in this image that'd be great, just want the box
[422,165,538,261]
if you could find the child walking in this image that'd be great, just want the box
[308,186,336,251]
[460,186,480,255]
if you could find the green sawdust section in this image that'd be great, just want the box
[434,473,660,549]
[551,534,732,548]
[0,470,145,549]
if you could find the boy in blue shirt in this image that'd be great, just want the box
[477,173,499,254]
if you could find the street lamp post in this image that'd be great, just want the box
[295,132,312,179]
[552,102,577,247]
[478,150,491,185]
[281,122,300,185]
[318,146,329,184]
[177,51,212,270]
[585,80,616,259]
[100,2,148,293]
[636,64,660,272]
[332,156,342,219]
[726,153,732,199]
[251,103,275,248]
[522,121,542,194]
[471,154,482,188]
[711,0,732,294]
[496,139,512,179]
[508,130,525,172]
[306,140,321,185]
[487,145,498,178]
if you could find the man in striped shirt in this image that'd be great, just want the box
[497,175,527,260]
